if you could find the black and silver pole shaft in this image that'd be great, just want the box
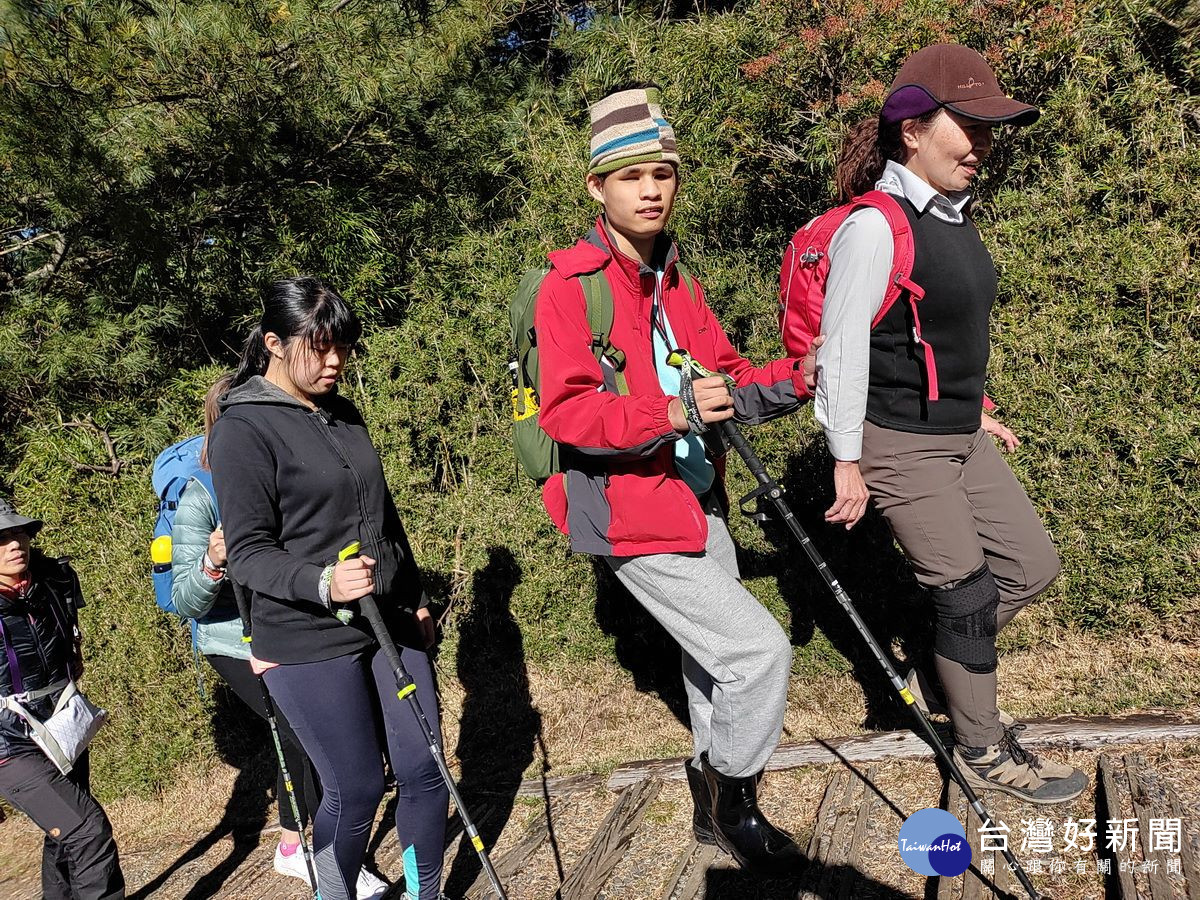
[232,581,321,899]
[355,592,509,900]
[718,419,1044,900]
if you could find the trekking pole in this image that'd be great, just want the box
[667,350,1044,900]
[338,542,509,900]
[231,581,321,900]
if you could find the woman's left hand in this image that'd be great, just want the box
[981,412,1020,453]
[415,606,436,649]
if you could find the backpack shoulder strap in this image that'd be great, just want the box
[674,262,700,307]
[856,190,938,400]
[577,269,628,395]
[856,190,921,323]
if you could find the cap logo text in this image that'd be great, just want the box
[958,76,985,90]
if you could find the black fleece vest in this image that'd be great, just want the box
[865,197,997,434]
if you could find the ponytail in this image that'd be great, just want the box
[199,371,236,469]
[835,117,888,203]
[232,325,271,389]
[834,109,941,202]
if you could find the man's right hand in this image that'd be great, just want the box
[330,555,376,603]
[668,375,734,433]
[825,460,869,529]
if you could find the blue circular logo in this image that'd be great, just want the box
[898,808,971,877]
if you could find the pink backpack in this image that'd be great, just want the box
[778,190,940,401]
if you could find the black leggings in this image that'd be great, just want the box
[264,644,448,900]
[205,653,320,832]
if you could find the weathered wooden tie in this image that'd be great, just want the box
[463,811,551,900]
[596,714,1200,794]
[938,776,1014,900]
[798,765,878,900]
[558,777,662,900]
[1098,752,1199,900]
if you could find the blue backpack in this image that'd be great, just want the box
[150,435,216,619]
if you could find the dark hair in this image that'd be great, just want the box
[834,109,940,202]
[232,277,362,388]
[199,371,235,470]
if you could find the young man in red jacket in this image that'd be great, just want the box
[533,85,817,874]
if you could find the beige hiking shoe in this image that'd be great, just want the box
[953,732,1087,805]
[905,668,1019,730]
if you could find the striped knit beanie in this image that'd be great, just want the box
[588,87,680,175]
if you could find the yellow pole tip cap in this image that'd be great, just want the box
[338,541,361,561]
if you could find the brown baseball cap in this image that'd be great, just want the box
[880,43,1039,126]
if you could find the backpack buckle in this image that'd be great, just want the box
[799,247,823,265]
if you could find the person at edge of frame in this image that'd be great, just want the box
[813,43,1087,804]
[170,371,356,890]
[0,499,126,900]
[207,277,447,900]
[532,84,822,874]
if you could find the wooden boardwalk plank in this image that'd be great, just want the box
[559,778,662,900]
[676,844,718,900]
[1168,785,1200,900]
[939,778,965,900]
[464,811,551,900]
[1099,754,1140,900]
[1125,753,1175,900]
[657,837,699,900]
[838,766,878,900]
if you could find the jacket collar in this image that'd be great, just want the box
[548,216,681,293]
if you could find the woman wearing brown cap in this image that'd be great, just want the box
[809,43,1087,804]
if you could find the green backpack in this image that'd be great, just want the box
[509,262,698,483]
[509,268,627,482]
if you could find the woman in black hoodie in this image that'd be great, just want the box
[208,277,446,900]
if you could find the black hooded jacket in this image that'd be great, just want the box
[208,376,427,664]
[0,552,84,759]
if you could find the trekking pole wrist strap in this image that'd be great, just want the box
[318,564,335,609]
[677,372,709,435]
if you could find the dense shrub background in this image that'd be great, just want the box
[1,0,1197,798]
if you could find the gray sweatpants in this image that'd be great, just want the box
[606,497,792,779]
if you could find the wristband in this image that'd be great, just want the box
[318,564,335,609]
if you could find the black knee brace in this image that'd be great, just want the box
[931,565,1000,675]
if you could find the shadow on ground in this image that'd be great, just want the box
[739,440,937,733]
[443,546,542,897]
[128,680,279,900]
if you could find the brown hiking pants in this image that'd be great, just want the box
[859,421,1061,747]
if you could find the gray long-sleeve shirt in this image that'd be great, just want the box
[816,160,971,460]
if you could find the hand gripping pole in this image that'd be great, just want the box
[339,543,509,900]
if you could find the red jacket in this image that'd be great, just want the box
[536,219,812,556]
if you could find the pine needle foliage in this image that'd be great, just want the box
[0,0,1196,795]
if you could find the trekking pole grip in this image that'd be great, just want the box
[232,581,252,644]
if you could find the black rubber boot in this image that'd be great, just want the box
[683,760,717,845]
[700,754,805,875]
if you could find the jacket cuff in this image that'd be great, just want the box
[790,363,813,401]
[290,562,328,605]
[653,396,683,441]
